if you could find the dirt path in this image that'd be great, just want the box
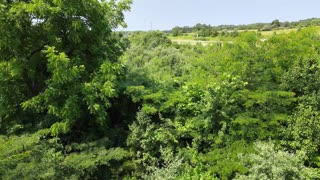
[171,39,219,46]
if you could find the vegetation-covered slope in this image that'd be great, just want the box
[1,1,320,179]
[122,29,320,179]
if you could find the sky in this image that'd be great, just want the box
[119,0,320,31]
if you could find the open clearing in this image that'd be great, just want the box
[168,27,310,45]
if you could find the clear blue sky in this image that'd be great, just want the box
[119,0,320,31]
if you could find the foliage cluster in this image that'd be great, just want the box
[1,1,320,179]
[122,28,320,179]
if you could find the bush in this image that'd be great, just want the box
[235,141,318,179]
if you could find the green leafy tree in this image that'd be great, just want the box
[271,19,281,28]
[171,26,184,36]
[0,0,131,135]
[0,0,133,178]
[285,94,320,166]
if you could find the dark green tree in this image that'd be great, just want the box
[0,0,131,134]
[271,19,281,28]
[0,0,133,178]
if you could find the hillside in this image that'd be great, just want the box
[1,1,320,179]
[168,18,320,45]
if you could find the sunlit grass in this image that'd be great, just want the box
[168,26,320,45]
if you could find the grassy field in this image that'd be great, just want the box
[168,27,311,45]
[247,28,298,36]
[169,33,233,45]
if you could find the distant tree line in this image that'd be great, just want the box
[170,18,320,37]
